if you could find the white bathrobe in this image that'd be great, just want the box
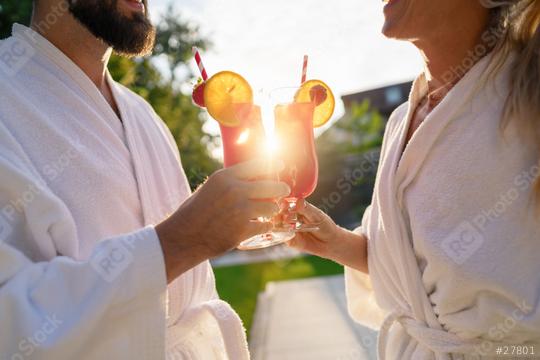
[345,51,540,359]
[0,24,248,360]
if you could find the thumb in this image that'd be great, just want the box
[297,202,326,224]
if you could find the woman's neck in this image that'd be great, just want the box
[412,11,492,93]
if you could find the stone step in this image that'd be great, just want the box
[249,275,378,360]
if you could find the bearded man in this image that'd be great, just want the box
[0,0,288,358]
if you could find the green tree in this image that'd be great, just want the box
[0,1,32,38]
[153,4,210,84]
[1,1,219,189]
[336,100,384,153]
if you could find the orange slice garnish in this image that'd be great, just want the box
[294,79,335,128]
[204,71,253,127]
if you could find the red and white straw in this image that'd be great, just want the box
[301,55,308,84]
[192,46,208,81]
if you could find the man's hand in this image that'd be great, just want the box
[156,159,290,283]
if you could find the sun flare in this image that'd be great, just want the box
[264,132,280,156]
[236,129,250,145]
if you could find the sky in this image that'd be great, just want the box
[148,0,424,135]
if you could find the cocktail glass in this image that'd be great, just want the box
[271,88,319,231]
[221,103,295,250]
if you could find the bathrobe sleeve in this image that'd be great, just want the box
[0,139,168,358]
[344,205,387,329]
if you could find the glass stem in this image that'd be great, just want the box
[286,199,299,229]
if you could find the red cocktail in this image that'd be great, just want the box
[275,102,318,199]
[271,89,320,231]
[220,104,265,167]
[193,58,333,246]
[219,103,295,250]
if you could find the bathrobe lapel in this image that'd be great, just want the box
[107,76,210,324]
[371,54,500,359]
[373,74,438,324]
[28,24,203,326]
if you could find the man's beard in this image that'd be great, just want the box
[68,0,156,57]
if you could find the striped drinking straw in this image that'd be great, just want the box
[301,55,308,84]
[192,46,208,81]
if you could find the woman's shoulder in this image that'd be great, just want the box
[374,102,409,160]
[385,102,409,137]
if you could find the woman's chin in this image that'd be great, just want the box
[381,20,405,39]
[381,0,413,40]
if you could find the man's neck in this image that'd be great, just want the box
[412,12,492,93]
[30,2,112,91]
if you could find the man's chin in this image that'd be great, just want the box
[109,14,156,57]
[69,0,155,58]
[108,31,155,57]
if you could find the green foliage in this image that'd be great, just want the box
[0,0,33,39]
[337,99,384,154]
[153,4,210,83]
[213,256,343,337]
[1,1,220,188]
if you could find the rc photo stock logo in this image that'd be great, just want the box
[0,37,35,77]
[11,314,63,360]
[441,221,485,265]
[90,239,135,283]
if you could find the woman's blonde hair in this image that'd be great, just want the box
[481,0,540,204]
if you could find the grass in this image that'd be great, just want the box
[213,255,344,338]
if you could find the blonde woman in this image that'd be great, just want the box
[290,0,540,359]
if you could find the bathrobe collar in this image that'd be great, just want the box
[393,51,510,210]
[12,23,166,226]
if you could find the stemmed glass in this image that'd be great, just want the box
[270,87,320,232]
[219,103,295,250]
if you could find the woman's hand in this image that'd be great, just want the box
[287,200,368,273]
